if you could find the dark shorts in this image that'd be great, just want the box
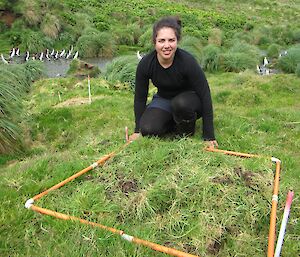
[147,94,172,113]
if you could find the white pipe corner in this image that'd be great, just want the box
[25,198,34,209]
[271,157,281,163]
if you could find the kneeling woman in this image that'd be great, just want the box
[129,16,218,149]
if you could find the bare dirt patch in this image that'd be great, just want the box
[54,95,108,108]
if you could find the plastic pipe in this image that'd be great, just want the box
[33,141,130,201]
[29,205,199,257]
[274,190,294,257]
[267,158,281,257]
[204,147,282,257]
[205,147,260,158]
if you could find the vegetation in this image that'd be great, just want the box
[0,61,43,154]
[0,1,299,257]
[1,71,299,256]
[67,59,101,78]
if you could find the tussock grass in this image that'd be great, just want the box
[76,29,116,58]
[40,14,61,39]
[1,71,299,256]
[278,44,300,73]
[104,55,139,89]
[179,36,203,63]
[0,61,43,153]
[200,44,222,72]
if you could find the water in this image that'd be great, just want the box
[43,57,112,78]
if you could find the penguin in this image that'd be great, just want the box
[136,51,143,60]
[59,49,66,58]
[73,51,79,59]
[24,51,30,62]
[15,48,20,56]
[39,52,44,61]
[9,48,15,59]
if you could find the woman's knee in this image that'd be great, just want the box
[139,108,173,136]
[171,91,199,112]
[140,122,164,136]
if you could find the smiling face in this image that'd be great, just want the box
[155,27,178,67]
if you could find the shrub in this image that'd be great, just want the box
[104,55,139,89]
[200,44,222,72]
[278,45,300,73]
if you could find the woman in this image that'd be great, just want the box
[129,16,218,148]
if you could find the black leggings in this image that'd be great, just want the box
[139,91,202,137]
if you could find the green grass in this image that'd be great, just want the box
[1,71,299,256]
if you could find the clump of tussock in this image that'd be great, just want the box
[0,61,43,153]
[200,44,222,72]
[208,28,223,46]
[76,28,115,58]
[221,42,260,72]
[21,0,43,26]
[179,36,203,63]
[104,55,139,89]
[40,14,61,39]
[21,30,51,53]
[138,26,153,52]
[278,44,300,74]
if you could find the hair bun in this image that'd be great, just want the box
[174,16,182,27]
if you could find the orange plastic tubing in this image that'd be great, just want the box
[267,160,281,257]
[30,205,199,257]
[205,147,281,257]
[33,141,130,201]
[205,147,260,158]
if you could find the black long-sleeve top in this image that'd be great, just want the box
[134,48,215,140]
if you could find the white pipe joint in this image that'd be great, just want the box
[272,195,279,202]
[90,162,98,169]
[25,198,34,209]
[121,233,133,242]
[271,157,281,163]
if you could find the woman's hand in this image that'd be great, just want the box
[204,140,218,149]
[128,132,141,142]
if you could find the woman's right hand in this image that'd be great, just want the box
[128,132,141,142]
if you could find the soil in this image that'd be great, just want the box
[0,11,16,27]
[54,95,106,107]
[118,179,138,195]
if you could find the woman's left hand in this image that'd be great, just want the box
[205,140,219,149]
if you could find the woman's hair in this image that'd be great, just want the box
[152,16,182,44]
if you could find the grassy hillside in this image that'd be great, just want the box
[0,0,299,55]
[1,1,299,256]
[1,72,299,256]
